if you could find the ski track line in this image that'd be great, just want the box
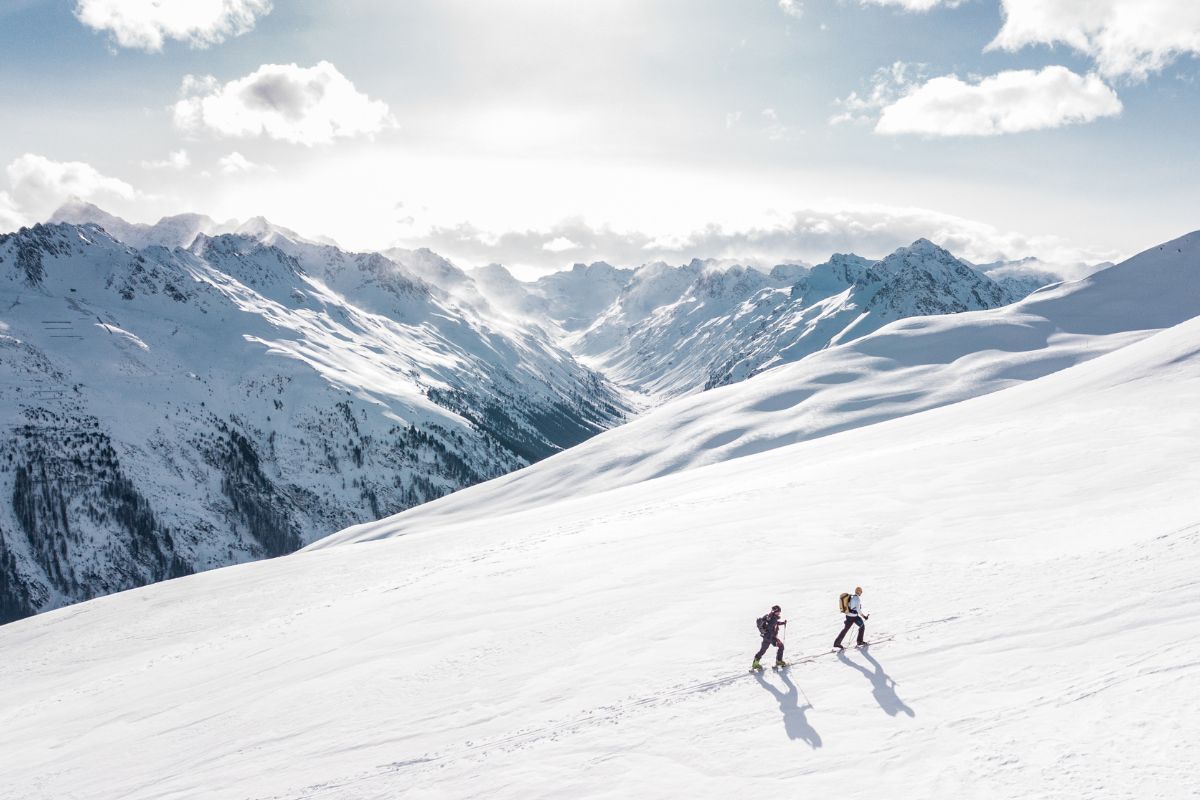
[276,628,939,799]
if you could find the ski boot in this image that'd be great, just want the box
[750,659,764,672]
[774,659,788,669]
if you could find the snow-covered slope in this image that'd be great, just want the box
[0,222,626,622]
[318,231,1200,545]
[1,287,1197,798]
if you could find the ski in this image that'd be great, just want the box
[784,634,897,666]
[747,635,895,671]
[749,663,790,673]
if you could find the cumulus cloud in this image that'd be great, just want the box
[3,154,136,226]
[74,0,272,52]
[989,0,1200,80]
[404,207,1112,276]
[873,66,1122,136]
[173,61,396,145]
[141,149,191,170]
[218,151,273,174]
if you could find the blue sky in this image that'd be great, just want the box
[1,0,1197,274]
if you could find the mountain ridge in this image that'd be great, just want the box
[0,219,628,622]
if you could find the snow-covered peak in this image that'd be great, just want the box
[188,233,305,290]
[383,246,472,291]
[50,200,218,249]
[866,238,1009,317]
[530,261,634,330]
[874,238,969,276]
[690,263,772,300]
[566,260,623,278]
[768,262,809,284]
[49,200,158,244]
[46,202,330,252]
[791,252,874,303]
[0,221,135,289]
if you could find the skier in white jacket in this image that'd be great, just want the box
[834,586,869,649]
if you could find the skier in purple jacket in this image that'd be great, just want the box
[751,605,787,670]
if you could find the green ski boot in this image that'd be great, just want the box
[750,659,764,672]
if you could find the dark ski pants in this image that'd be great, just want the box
[835,615,864,647]
[755,636,785,662]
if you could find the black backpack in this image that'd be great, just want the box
[756,615,770,636]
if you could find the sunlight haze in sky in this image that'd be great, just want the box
[1,0,1198,275]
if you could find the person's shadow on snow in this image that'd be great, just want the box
[753,670,822,749]
[837,647,915,718]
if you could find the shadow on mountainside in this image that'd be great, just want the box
[753,670,822,749]
[837,646,915,718]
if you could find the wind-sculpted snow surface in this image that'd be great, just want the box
[319,231,1200,546]
[2,305,1198,799]
[0,222,626,622]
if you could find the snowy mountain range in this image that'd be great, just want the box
[322,230,1200,543]
[467,240,1044,401]
[0,204,1062,623]
[0,216,626,623]
[1,230,1196,799]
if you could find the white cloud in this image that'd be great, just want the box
[0,191,23,233]
[874,66,1122,136]
[218,151,273,174]
[989,0,1200,80]
[725,110,742,129]
[778,1,804,19]
[4,154,136,225]
[831,62,924,125]
[74,0,272,52]
[173,61,396,146]
[407,206,1112,276]
[542,236,580,253]
[141,149,191,170]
